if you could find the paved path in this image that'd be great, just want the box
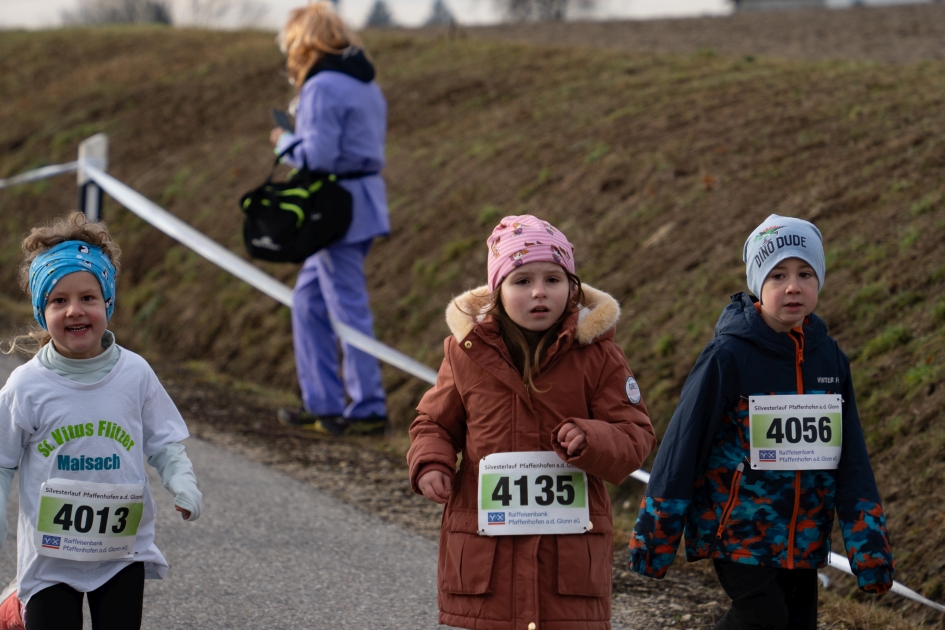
[140,437,444,629]
[0,436,447,628]
[0,352,633,629]
[0,353,18,389]
[0,353,446,628]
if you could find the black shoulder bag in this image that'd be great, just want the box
[240,149,368,263]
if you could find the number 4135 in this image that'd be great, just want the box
[491,474,576,507]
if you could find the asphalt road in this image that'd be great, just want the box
[0,352,447,629]
[0,437,447,629]
[0,352,633,630]
[140,437,445,629]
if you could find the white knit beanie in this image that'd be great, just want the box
[743,214,825,299]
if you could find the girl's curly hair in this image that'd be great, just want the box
[5,212,121,356]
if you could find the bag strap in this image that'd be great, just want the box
[335,171,379,180]
[269,144,378,183]
[263,144,298,183]
[306,171,379,180]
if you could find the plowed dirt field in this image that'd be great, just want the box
[411,3,945,65]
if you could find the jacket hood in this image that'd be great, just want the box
[304,47,375,83]
[445,284,621,346]
[716,291,828,357]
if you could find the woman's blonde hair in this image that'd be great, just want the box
[278,3,363,89]
[5,212,121,356]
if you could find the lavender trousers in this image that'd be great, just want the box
[291,239,387,419]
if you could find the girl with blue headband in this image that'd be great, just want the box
[0,212,202,630]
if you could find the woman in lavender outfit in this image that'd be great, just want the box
[271,3,389,436]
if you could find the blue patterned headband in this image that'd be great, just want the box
[29,240,117,330]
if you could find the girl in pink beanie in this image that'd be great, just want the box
[407,215,656,630]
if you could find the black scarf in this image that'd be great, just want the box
[304,47,375,84]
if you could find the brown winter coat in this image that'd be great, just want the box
[408,285,656,630]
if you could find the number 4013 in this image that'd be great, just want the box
[53,503,130,534]
[765,416,832,445]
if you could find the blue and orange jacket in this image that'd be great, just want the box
[629,292,894,593]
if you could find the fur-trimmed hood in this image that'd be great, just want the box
[411,285,654,630]
[445,283,621,346]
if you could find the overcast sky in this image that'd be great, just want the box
[2,0,926,31]
[1,0,733,30]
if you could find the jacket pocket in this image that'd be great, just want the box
[716,462,745,539]
[442,531,498,595]
[556,532,613,597]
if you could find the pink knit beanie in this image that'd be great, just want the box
[486,215,575,292]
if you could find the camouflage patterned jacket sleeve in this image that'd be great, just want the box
[834,354,895,594]
[629,342,738,579]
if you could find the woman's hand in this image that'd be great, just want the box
[418,470,452,504]
[270,127,286,146]
[175,505,192,520]
[557,422,588,456]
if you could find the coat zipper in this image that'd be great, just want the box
[716,461,745,539]
[786,329,805,569]
[791,328,805,394]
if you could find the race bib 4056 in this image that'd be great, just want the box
[749,394,842,470]
[35,479,144,561]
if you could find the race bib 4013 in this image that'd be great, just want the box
[35,478,144,561]
[477,451,589,536]
[749,394,842,470]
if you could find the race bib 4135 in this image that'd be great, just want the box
[477,451,589,536]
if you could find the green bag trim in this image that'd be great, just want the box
[277,188,310,198]
[308,181,323,193]
[279,202,305,228]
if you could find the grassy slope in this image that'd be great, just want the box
[1,27,944,618]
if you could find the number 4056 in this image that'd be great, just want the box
[765,416,832,444]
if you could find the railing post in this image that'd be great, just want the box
[77,134,108,221]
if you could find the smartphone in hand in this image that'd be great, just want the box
[271,109,293,132]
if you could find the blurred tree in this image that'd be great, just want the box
[365,0,396,27]
[497,0,593,21]
[62,0,173,24]
[63,0,268,27]
[425,0,456,25]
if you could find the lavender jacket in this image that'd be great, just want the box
[275,50,390,245]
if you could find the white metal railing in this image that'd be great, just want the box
[0,161,78,189]
[1,136,943,614]
[0,135,437,384]
[82,163,438,384]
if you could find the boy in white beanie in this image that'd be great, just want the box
[630,214,894,629]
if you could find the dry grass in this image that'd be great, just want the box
[820,587,944,629]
